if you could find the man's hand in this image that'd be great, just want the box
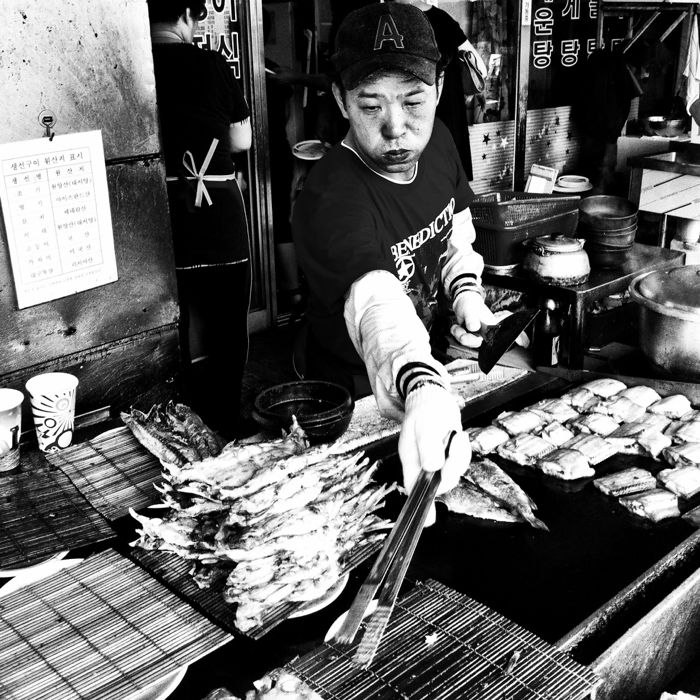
[451,290,496,348]
[451,293,531,349]
[399,381,471,525]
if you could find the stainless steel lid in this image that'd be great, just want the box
[636,265,700,316]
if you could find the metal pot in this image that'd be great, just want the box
[522,234,591,286]
[629,265,700,380]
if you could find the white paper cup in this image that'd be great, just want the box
[0,388,24,471]
[25,373,79,452]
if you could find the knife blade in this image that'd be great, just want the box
[478,308,540,375]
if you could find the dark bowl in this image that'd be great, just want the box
[582,229,637,248]
[253,380,354,443]
[584,241,632,268]
[579,195,638,230]
[579,220,637,237]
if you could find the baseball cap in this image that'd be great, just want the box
[332,4,441,89]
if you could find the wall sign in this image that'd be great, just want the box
[0,130,118,309]
[529,0,598,108]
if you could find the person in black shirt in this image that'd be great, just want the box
[147,0,252,435]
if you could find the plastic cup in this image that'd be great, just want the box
[25,373,79,452]
[0,389,24,472]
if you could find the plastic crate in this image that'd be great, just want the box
[470,191,580,228]
[473,209,579,267]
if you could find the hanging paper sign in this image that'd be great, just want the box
[529,0,598,108]
[0,130,118,309]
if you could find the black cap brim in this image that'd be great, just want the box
[339,53,437,90]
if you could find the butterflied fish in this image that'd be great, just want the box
[529,398,580,424]
[594,467,657,497]
[591,396,646,423]
[665,419,700,445]
[562,387,598,412]
[568,412,619,436]
[657,465,700,499]
[648,394,693,420]
[619,385,662,409]
[494,409,548,436]
[538,421,576,448]
[436,478,527,525]
[467,425,510,455]
[618,488,680,522]
[580,378,627,398]
[536,448,594,481]
[663,442,700,468]
[496,434,555,466]
[562,434,617,465]
[467,459,548,531]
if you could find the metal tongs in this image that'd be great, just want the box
[328,432,456,667]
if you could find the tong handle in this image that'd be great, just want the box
[353,469,441,665]
[330,468,437,646]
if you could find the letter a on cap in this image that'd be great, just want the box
[373,14,404,51]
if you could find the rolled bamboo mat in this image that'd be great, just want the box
[46,426,161,521]
[129,538,382,639]
[0,549,231,700]
[289,579,600,700]
[0,455,115,570]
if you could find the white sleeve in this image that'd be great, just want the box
[344,270,449,421]
[441,207,485,308]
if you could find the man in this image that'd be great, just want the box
[147,1,252,436]
[292,3,494,499]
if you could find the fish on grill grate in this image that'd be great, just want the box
[657,465,700,499]
[618,385,662,409]
[562,434,617,465]
[590,396,647,423]
[536,448,594,481]
[438,459,547,530]
[618,488,681,522]
[493,409,549,436]
[568,412,619,437]
[467,425,510,456]
[593,467,657,497]
[580,378,627,398]
[496,434,555,466]
[538,421,576,448]
[528,397,580,424]
[648,394,693,420]
[663,442,700,469]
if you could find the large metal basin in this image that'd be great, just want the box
[629,267,700,380]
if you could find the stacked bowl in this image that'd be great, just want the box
[578,195,637,268]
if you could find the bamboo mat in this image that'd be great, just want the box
[0,454,115,570]
[129,538,382,640]
[46,426,161,521]
[330,363,527,455]
[0,549,231,700]
[289,579,600,700]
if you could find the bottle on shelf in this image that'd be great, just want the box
[534,299,560,367]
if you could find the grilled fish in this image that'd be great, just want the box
[618,385,662,409]
[536,448,594,481]
[494,409,548,436]
[538,421,576,448]
[594,467,657,497]
[562,387,598,412]
[568,412,619,437]
[591,396,646,423]
[618,488,680,522]
[657,465,700,499]
[648,394,693,420]
[467,459,548,530]
[580,378,627,398]
[437,478,523,524]
[662,442,700,468]
[467,425,510,456]
[496,434,555,466]
[529,398,580,424]
[562,434,617,465]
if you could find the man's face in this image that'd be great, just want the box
[333,71,441,182]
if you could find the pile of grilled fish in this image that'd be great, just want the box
[465,377,700,523]
[123,405,395,632]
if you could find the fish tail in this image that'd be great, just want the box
[526,513,550,531]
